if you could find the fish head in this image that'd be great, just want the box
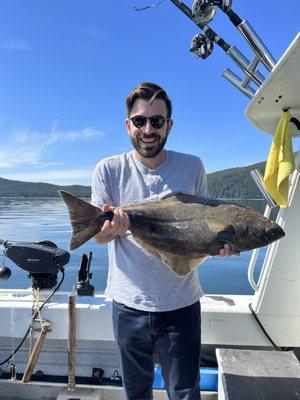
[258,219,285,243]
[235,211,285,251]
[203,203,285,254]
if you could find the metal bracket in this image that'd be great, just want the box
[283,108,300,130]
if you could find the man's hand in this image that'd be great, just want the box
[101,204,130,236]
[94,204,130,244]
[219,244,240,257]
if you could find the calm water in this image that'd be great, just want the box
[0,197,275,295]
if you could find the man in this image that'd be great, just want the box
[91,82,232,400]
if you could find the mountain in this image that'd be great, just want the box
[0,160,266,199]
[0,177,91,198]
[207,161,266,199]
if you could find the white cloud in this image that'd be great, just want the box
[0,38,30,51]
[1,169,93,186]
[0,145,41,168]
[50,123,106,143]
[0,123,106,169]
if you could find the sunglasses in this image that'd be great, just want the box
[129,115,168,129]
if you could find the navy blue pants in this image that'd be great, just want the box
[112,300,201,400]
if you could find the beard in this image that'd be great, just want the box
[130,132,168,158]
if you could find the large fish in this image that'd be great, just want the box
[59,190,285,277]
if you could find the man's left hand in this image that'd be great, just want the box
[219,244,240,257]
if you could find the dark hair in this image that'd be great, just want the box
[126,82,172,118]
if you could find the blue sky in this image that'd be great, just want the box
[0,0,299,185]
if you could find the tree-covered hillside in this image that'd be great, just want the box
[0,177,91,197]
[0,160,266,199]
[207,161,265,199]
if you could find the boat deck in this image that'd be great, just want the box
[0,380,218,400]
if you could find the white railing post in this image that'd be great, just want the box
[247,204,272,291]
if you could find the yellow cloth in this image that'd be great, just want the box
[263,111,295,208]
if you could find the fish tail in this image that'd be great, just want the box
[58,190,113,250]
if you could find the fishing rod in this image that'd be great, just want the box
[134,0,277,99]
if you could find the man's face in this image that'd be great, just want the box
[126,98,173,159]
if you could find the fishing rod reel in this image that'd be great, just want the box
[192,0,232,24]
[134,0,277,99]
[0,239,70,289]
[190,0,230,58]
[189,0,230,59]
[190,33,214,59]
[171,0,276,98]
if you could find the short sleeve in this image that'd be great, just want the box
[91,161,114,207]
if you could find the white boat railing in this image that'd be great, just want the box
[247,204,272,291]
[247,159,300,292]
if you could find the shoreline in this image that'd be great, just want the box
[0,196,266,201]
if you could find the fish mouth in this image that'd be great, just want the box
[264,225,285,241]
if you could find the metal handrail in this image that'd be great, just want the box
[248,168,277,291]
[247,204,271,291]
[247,165,299,291]
[250,169,277,208]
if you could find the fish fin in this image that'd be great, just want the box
[159,253,208,277]
[161,193,199,203]
[161,193,231,207]
[205,216,232,233]
[132,235,207,277]
[59,190,113,250]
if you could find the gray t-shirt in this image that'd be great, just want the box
[91,150,207,311]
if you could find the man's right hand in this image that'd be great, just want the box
[94,204,130,244]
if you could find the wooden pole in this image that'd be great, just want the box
[68,293,76,391]
[22,321,51,383]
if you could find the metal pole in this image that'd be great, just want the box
[237,20,277,71]
[250,169,277,208]
[222,69,256,99]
